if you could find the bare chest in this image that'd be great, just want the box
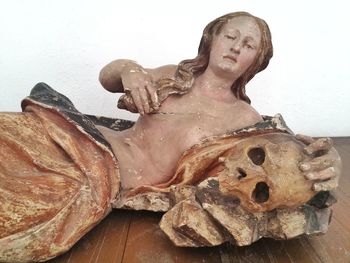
[140,94,256,152]
[103,93,260,188]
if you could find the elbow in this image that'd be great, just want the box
[99,60,128,93]
[99,70,107,88]
[99,68,118,93]
[99,65,111,88]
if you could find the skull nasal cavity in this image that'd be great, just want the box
[237,168,247,180]
[252,182,269,203]
[248,147,265,165]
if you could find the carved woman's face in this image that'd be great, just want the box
[208,16,262,81]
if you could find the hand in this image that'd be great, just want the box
[120,66,159,115]
[296,134,342,192]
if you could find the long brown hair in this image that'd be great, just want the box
[156,11,273,104]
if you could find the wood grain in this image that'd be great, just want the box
[49,210,132,263]
[122,211,222,263]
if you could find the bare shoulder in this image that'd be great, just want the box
[235,100,263,124]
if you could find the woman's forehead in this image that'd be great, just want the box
[221,16,261,39]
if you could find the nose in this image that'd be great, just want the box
[230,42,241,54]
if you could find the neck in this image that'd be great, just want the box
[193,68,239,103]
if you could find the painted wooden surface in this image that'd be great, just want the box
[50,137,350,263]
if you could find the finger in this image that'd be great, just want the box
[304,137,333,156]
[138,86,150,114]
[299,154,335,172]
[145,84,159,110]
[296,134,315,145]
[313,177,338,192]
[130,89,144,115]
[305,167,336,181]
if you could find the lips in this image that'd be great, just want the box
[223,55,237,62]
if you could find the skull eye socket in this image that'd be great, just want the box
[252,182,269,203]
[248,147,265,165]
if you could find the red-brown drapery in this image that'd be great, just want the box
[0,102,120,262]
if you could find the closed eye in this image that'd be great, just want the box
[244,37,257,50]
[225,34,237,41]
[244,41,255,50]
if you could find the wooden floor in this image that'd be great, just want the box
[50,137,350,263]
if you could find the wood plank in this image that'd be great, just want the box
[218,244,241,263]
[333,137,350,155]
[331,194,350,234]
[304,218,350,263]
[231,239,272,263]
[281,238,322,263]
[298,237,332,263]
[49,210,132,263]
[90,211,132,263]
[261,237,325,263]
[218,240,272,263]
[333,146,350,199]
[121,211,222,263]
[262,238,294,263]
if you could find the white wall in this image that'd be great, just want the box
[0,0,349,136]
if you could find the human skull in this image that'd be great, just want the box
[217,133,314,213]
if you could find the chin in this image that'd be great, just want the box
[218,60,236,70]
[216,64,237,77]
